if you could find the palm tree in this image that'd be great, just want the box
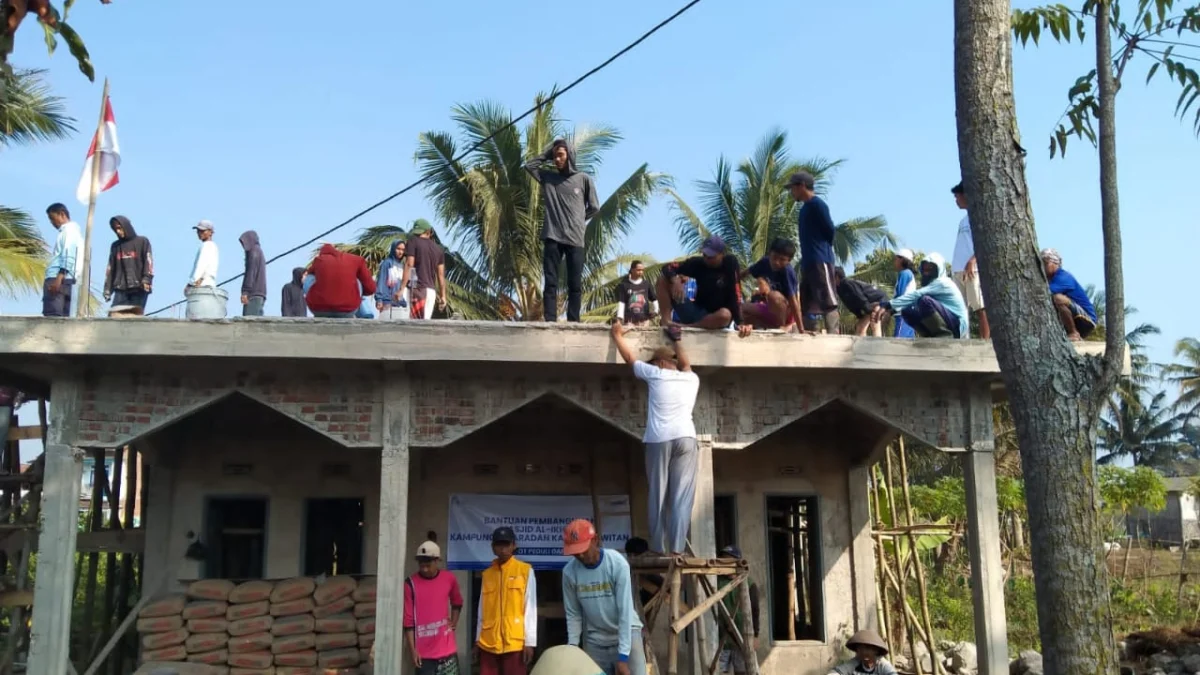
[1162,337,1200,422]
[413,94,669,321]
[668,129,893,270]
[0,68,72,297]
[1097,390,1193,470]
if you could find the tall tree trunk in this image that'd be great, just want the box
[953,2,1119,674]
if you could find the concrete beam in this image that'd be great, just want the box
[375,372,412,675]
[0,317,1125,374]
[689,437,717,675]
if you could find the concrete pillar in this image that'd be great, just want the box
[847,463,878,632]
[27,376,85,675]
[376,372,412,675]
[962,386,1007,675]
[689,436,716,673]
[141,440,182,587]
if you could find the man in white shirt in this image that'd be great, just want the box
[188,220,219,290]
[610,322,701,555]
[42,203,84,317]
[950,182,989,339]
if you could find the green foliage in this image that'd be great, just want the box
[1012,0,1200,157]
[1098,464,1169,514]
[1162,337,1200,421]
[27,4,95,81]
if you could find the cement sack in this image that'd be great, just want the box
[187,649,229,665]
[188,580,236,602]
[228,633,273,654]
[142,645,188,663]
[314,633,356,651]
[186,632,230,654]
[227,650,274,669]
[274,650,318,667]
[355,634,373,649]
[138,616,185,633]
[350,578,375,604]
[316,649,360,669]
[351,603,374,620]
[135,662,225,675]
[270,577,316,604]
[143,629,189,650]
[311,597,353,619]
[276,669,318,675]
[272,615,315,637]
[229,616,274,637]
[313,577,357,606]
[229,581,276,605]
[230,669,275,675]
[271,633,317,655]
[313,614,356,634]
[183,601,229,620]
[354,618,373,635]
[140,594,187,618]
[270,598,315,617]
[187,618,229,634]
[227,601,270,621]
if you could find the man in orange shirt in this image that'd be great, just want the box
[475,526,538,675]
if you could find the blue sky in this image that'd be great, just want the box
[2,0,1196,373]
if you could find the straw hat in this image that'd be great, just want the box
[846,629,889,655]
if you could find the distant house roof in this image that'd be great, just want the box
[1165,477,1197,493]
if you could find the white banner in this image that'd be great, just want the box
[446,494,632,570]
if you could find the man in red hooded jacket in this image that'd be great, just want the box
[306,244,377,318]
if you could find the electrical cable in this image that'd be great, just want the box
[147,0,704,316]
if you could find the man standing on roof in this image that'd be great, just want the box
[561,519,646,675]
[280,268,308,317]
[615,260,658,326]
[43,203,83,317]
[475,526,537,675]
[375,238,409,320]
[102,216,153,316]
[306,244,376,318]
[657,235,752,336]
[239,230,267,316]
[1040,248,1097,341]
[871,253,968,339]
[404,540,463,675]
[611,322,700,556]
[786,172,841,334]
[950,182,990,339]
[402,220,447,320]
[525,138,600,323]
[188,220,219,290]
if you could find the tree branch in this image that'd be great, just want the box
[1096,0,1127,394]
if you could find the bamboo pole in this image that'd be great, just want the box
[868,471,893,643]
[98,448,123,671]
[897,438,944,675]
[668,565,681,675]
[113,446,138,675]
[77,78,111,318]
[690,575,711,675]
[735,574,761,675]
[881,457,922,675]
[79,450,106,667]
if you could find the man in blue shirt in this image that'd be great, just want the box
[740,238,802,330]
[786,172,840,334]
[43,203,84,317]
[1041,248,1096,341]
[562,519,646,675]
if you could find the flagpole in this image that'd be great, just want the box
[76,77,109,318]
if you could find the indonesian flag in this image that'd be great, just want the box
[75,97,121,205]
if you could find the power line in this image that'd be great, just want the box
[147,0,704,317]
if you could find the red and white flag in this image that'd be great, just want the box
[75,97,121,205]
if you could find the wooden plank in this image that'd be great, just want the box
[6,426,42,442]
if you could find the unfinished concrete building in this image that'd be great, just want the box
[0,318,1041,675]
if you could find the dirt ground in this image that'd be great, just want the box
[1104,547,1200,580]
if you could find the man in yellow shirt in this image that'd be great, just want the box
[475,526,538,675]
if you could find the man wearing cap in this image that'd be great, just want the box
[404,540,464,675]
[656,235,752,336]
[188,220,220,291]
[561,519,646,675]
[950,182,990,339]
[828,629,897,675]
[716,545,761,675]
[786,171,841,334]
[402,219,447,320]
[475,526,538,675]
[1040,248,1097,341]
[610,321,700,556]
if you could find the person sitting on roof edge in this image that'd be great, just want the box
[739,238,802,331]
[615,261,658,326]
[1040,247,1097,341]
[870,253,968,339]
[834,267,886,337]
[657,235,752,337]
[375,238,409,321]
[891,249,918,338]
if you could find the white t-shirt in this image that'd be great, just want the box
[633,360,699,443]
[951,214,974,272]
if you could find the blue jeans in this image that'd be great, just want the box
[314,310,356,319]
[243,296,265,316]
[900,296,962,339]
[42,277,74,317]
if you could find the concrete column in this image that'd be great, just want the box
[847,463,877,632]
[27,376,85,675]
[141,441,182,587]
[962,385,1007,675]
[376,372,412,675]
[689,436,716,673]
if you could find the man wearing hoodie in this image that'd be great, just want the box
[871,253,969,339]
[239,230,267,316]
[280,268,308,317]
[524,139,600,323]
[305,244,376,318]
[374,238,409,320]
[102,216,154,315]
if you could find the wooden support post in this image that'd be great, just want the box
[736,575,761,675]
[28,377,85,675]
[113,446,138,675]
[962,391,1008,675]
[689,574,711,675]
[376,372,411,675]
[668,565,681,675]
[897,439,942,675]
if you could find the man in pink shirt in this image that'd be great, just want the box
[404,540,464,675]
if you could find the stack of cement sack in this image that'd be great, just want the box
[136,575,377,675]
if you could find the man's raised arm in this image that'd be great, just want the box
[610,322,638,367]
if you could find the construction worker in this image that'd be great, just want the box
[828,630,898,675]
[562,519,646,675]
[475,526,538,675]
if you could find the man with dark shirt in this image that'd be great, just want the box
[740,238,802,330]
[524,139,600,323]
[786,172,841,334]
[616,261,658,326]
[402,219,447,320]
[834,267,887,337]
[656,236,752,336]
